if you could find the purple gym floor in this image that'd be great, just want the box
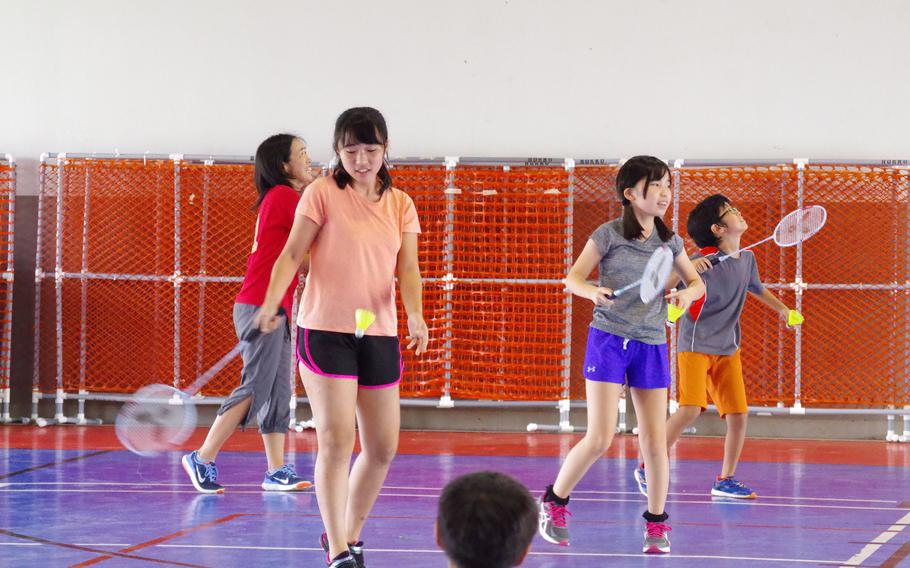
[2,429,909,567]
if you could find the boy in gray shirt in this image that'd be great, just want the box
[634,194,803,499]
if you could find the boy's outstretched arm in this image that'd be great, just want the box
[751,288,788,317]
[750,289,805,327]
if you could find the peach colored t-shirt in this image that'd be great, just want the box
[296,176,421,336]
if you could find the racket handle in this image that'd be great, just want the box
[608,278,641,299]
[240,327,262,343]
[709,253,722,266]
[244,306,287,343]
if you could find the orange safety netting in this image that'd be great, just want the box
[393,165,449,398]
[0,159,14,396]
[447,166,571,400]
[35,159,573,401]
[33,158,910,408]
[798,165,910,407]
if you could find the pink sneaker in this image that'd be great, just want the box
[643,521,671,554]
[537,497,571,546]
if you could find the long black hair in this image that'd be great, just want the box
[615,155,674,242]
[331,107,393,195]
[254,133,298,208]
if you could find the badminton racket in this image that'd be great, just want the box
[609,245,675,303]
[115,322,269,456]
[710,205,827,265]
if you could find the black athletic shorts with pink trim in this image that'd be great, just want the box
[296,327,403,389]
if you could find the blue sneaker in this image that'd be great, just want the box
[261,464,312,491]
[711,476,757,499]
[182,451,224,494]
[633,464,647,497]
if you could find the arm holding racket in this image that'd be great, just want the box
[691,256,714,273]
[665,253,711,291]
[255,216,321,333]
[564,240,614,307]
[398,232,428,356]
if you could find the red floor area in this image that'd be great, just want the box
[3,425,909,467]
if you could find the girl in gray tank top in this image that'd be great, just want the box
[537,156,705,554]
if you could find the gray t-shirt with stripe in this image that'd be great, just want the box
[678,250,764,355]
[589,219,684,345]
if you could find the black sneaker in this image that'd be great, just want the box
[327,551,357,568]
[322,532,365,568]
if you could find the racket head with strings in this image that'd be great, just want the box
[773,205,827,247]
[711,205,828,265]
[114,314,272,457]
[639,245,675,303]
[115,384,197,456]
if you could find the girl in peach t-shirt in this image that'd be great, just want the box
[257,107,427,568]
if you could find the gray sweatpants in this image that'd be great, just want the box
[217,303,292,434]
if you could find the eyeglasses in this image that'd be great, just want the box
[719,206,740,219]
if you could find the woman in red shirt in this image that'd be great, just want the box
[182,134,315,494]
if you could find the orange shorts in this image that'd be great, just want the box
[677,350,748,417]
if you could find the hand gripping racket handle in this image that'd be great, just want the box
[239,305,286,343]
[183,307,284,397]
[606,278,641,300]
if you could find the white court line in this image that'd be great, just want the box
[839,511,910,567]
[575,490,898,504]
[0,542,130,547]
[6,482,897,505]
[2,487,907,514]
[571,496,910,512]
[0,488,259,494]
[387,485,898,503]
[156,543,848,564]
[0,541,849,563]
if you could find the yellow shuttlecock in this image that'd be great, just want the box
[355,308,376,338]
[667,304,685,324]
[787,309,804,327]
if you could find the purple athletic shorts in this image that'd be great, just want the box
[582,327,670,389]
